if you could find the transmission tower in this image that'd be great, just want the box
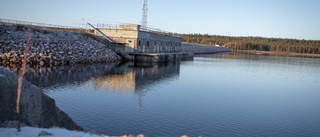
[141,0,148,28]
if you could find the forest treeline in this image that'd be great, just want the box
[181,34,320,54]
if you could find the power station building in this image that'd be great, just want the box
[94,24,182,54]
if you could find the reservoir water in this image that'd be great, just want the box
[21,52,320,136]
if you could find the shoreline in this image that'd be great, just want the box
[193,51,231,55]
[236,50,320,58]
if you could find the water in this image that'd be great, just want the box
[20,53,320,136]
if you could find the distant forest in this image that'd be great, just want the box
[181,34,320,54]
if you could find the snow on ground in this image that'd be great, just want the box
[181,43,231,54]
[0,126,109,137]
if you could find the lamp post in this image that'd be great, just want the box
[82,18,84,29]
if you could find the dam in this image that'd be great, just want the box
[90,24,194,62]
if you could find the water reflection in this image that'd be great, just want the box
[194,52,320,85]
[3,52,320,136]
[196,52,320,66]
[92,62,179,92]
[4,61,180,111]
[92,62,180,110]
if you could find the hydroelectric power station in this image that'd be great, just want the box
[87,0,193,62]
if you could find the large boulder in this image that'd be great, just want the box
[0,66,83,131]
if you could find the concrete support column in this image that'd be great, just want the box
[143,45,145,53]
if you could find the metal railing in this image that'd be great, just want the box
[96,23,120,29]
[0,18,82,29]
[139,27,181,38]
[0,18,181,37]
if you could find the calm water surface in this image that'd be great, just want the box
[22,53,320,136]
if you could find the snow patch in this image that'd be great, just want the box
[0,127,110,137]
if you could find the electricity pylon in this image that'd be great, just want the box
[141,0,148,29]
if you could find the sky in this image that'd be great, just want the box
[0,0,319,40]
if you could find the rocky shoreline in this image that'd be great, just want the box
[181,43,231,54]
[0,25,121,66]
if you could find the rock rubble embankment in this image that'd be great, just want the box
[181,43,231,54]
[0,25,121,66]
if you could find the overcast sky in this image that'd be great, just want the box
[1,0,319,40]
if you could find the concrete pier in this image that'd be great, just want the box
[134,52,194,62]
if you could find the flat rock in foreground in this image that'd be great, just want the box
[0,66,83,130]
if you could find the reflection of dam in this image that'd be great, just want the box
[92,62,180,93]
[7,62,180,92]
[12,63,120,88]
[5,61,180,111]
[92,63,137,93]
[92,62,180,111]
